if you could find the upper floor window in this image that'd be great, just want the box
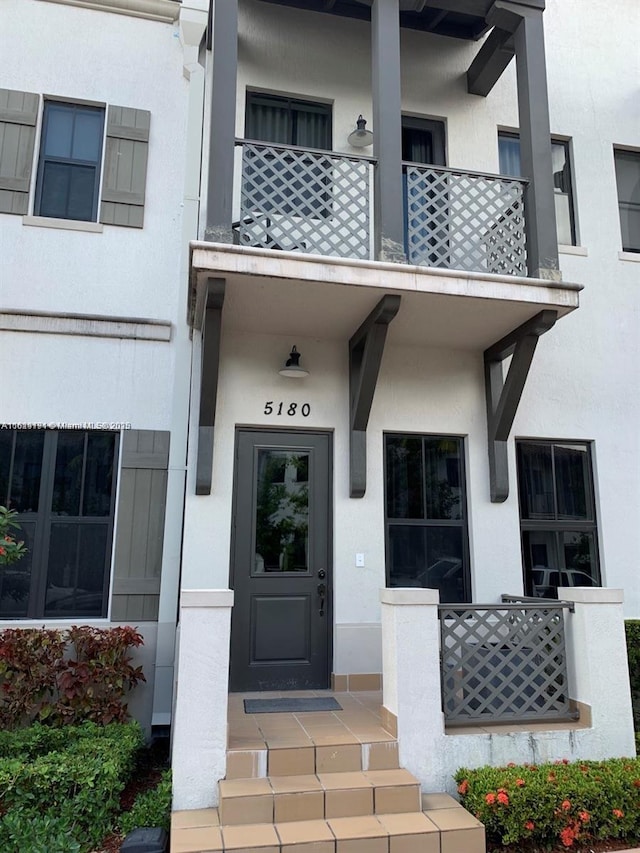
[0,429,118,619]
[384,434,470,602]
[614,149,640,253]
[516,440,600,599]
[498,132,577,246]
[245,93,331,150]
[35,102,104,222]
[0,89,150,228]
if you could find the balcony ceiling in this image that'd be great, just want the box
[190,243,580,351]
[256,0,493,40]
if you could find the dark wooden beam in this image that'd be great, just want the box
[196,278,225,496]
[484,309,557,502]
[349,295,401,498]
[467,26,514,96]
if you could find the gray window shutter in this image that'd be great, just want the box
[112,430,170,622]
[0,88,39,215]
[100,106,150,228]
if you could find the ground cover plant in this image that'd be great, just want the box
[0,721,144,853]
[455,757,640,851]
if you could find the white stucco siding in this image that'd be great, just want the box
[0,0,189,321]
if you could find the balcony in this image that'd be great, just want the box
[234,140,528,276]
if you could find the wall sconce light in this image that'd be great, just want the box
[348,115,374,148]
[279,345,309,378]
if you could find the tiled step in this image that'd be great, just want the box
[219,770,421,825]
[172,808,484,853]
[226,739,400,779]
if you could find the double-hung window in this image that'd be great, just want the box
[498,132,577,246]
[384,434,470,602]
[613,149,640,253]
[0,429,118,619]
[35,102,104,222]
[516,440,600,598]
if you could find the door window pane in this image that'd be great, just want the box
[254,450,309,574]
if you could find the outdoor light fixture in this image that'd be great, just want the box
[279,345,309,378]
[347,115,374,148]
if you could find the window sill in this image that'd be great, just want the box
[558,244,588,257]
[23,215,103,233]
[618,251,640,263]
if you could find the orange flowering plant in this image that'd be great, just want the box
[0,506,27,566]
[455,757,640,848]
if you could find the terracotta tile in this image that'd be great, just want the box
[226,750,267,780]
[365,770,418,786]
[269,774,323,794]
[311,733,360,746]
[325,787,373,818]
[276,819,335,845]
[318,772,372,790]
[220,778,272,797]
[171,825,224,852]
[316,744,362,773]
[172,808,220,829]
[364,742,399,771]
[348,674,382,692]
[421,792,463,811]
[222,822,280,850]
[268,746,316,776]
[228,736,267,750]
[219,795,274,826]
[426,808,483,831]
[328,815,388,853]
[377,813,440,853]
[374,784,421,814]
[440,827,486,853]
[332,674,349,692]
[275,790,325,822]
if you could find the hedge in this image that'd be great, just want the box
[626,620,640,730]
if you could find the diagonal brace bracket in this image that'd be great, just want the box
[349,294,401,498]
[484,309,557,502]
[196,277,225,495]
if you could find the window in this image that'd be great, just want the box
[0,89,150,227]
[402,116,446,167]
[516,440,600,598]
[498,132,577,246]
[245,93,331,150]
[35,102,104,221]
[384,434,469,602]
[0,430,118,619]
[614,149,640,252]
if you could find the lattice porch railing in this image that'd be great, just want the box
[237,140,372,259]
[404,163,528,276]
[439,599,577,725]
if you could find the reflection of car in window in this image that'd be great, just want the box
[531,567,596,598]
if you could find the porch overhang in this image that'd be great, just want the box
[189,242,580,349]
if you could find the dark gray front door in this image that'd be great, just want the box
[230,430,331,692]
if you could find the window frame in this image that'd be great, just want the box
[34,100,105,223]
[0,429,119,620]
[613,147,640,253]
[515,439,601,598]
[497,131,578,247]
[383,432,471,603]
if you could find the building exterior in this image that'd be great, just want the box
[2,0,640,821]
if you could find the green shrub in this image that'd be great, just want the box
[0,812,82,853]
[0,721,143,852]
[0,625,145,728]
[120,769,172,835]
[455,756,640,849]
[625,620,640,730]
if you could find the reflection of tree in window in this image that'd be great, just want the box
[255,451,309,573]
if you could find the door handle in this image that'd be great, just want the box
[317,582,326,616]
[317,569,326,579]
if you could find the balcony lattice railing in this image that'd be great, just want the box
[439,597,576,726]
[237,140,372,259]
[404,163,528,276]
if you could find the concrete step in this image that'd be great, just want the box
[218,769,421,825]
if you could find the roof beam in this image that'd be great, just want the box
[484,309,557,502]
[349,295,401,498]
[467,26,514,95]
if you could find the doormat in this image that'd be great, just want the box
[244,697,343,714]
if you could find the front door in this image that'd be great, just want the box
[230,430,331,691]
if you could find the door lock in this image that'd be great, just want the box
[317,582,326,616]
[317,569,326,579]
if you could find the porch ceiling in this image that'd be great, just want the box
[189,243,580,351]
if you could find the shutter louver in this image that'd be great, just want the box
[100,105,150,228]
[0,88,39,215]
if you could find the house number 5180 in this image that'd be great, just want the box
[264,402,311,417]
